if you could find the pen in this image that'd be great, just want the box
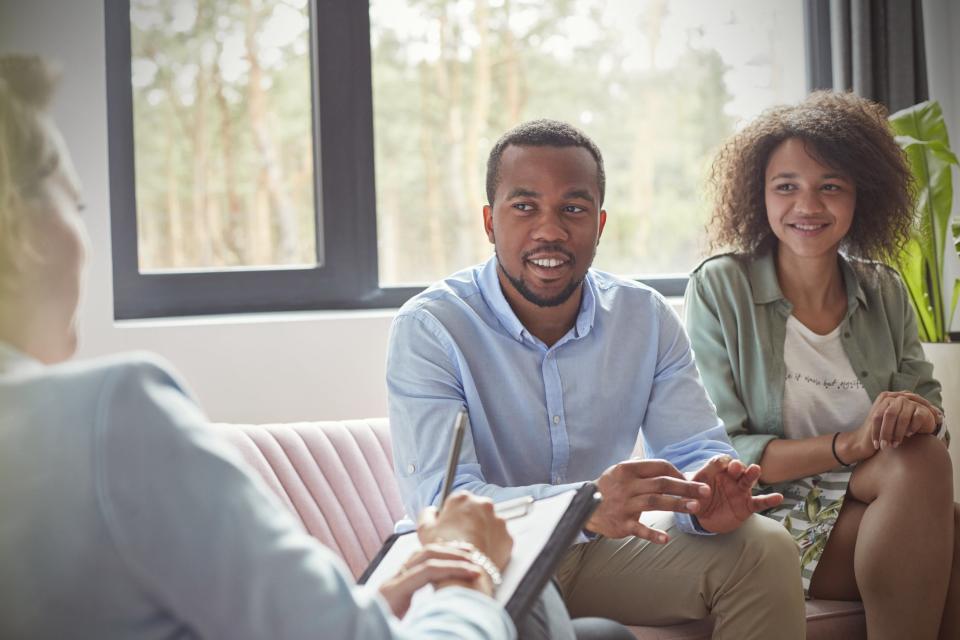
[438,409,468,511]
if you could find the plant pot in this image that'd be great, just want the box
[924,342,960,499]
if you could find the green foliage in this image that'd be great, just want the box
[888,101,960,342]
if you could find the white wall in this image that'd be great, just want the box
[0,0,395,423]
[923,0,960,334]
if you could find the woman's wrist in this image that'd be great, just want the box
[836,430,868,464]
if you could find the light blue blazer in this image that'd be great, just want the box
[0,344,512,640]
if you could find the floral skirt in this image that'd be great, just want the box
[760,469,853,597]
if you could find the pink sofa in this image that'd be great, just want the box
[219,419,866,639]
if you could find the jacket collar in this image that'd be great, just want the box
[748,249,869,310]
[0,341,44,377]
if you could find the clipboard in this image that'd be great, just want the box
[359,483,600,622]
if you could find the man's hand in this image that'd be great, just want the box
[586,459,712,543]
[692,455,783,534]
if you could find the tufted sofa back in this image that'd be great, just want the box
[217,419,405,579]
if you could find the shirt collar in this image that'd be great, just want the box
[477,257,597,344]
[747,250,868,310]
[0,341,44,376]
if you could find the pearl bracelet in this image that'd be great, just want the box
[444,540,503,587]
[468,548,503,587]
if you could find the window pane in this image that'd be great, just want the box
[130,0,317,272]
[371,0,806,285]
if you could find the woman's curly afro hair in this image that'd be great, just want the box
[707,91,913,262]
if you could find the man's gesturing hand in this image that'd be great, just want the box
[692,455,783,534]
[585,459,712,543]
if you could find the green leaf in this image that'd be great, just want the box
[950,278,960,333]
[889,101,959,342]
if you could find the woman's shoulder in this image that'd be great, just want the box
[843,256,909,299]
[690,252,755,289]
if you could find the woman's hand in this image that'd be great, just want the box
[417,492,512,571]
[377,543,487,618]
[842,392,941,461]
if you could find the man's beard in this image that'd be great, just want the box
[495,250,586,308]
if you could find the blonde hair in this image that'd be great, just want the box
[0,55,60,287]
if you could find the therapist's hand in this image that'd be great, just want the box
[691,455,783,534]
[418,492,512,571]
[378,543,487,617]
[586,459,712,543]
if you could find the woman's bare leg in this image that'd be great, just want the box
[843,435,953,640]
[808,497,865,601]
[939,503,960,640]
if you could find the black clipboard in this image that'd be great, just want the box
[358,483,600,623]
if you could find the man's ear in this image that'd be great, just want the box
[483,204,495,244]
[597,209,607,243]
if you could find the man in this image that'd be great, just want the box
[387,119,804,637]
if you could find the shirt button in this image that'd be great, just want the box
[552,415,561,425]
[406,463,416,474]
[843,332,850,338]
[861,371,869,377]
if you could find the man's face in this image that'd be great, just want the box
[483,145,606,309]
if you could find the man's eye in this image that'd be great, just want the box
[564,206,586,214]
[513,203,534,212]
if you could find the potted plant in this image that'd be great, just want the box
[888,99,960,494]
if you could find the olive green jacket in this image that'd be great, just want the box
[684,251,942,465]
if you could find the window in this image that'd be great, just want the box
[106,0,814,318]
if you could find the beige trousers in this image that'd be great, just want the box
[555,513,805,640]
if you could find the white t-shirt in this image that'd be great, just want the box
[782,315,873,440]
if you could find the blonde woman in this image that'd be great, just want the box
[0,55,638,640]
[685,91,959,640]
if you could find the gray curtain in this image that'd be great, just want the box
[829,0,928,111]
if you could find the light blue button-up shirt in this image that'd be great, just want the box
[387,258,737,535]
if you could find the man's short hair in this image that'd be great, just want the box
[485,119,605,206]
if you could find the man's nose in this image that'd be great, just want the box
[532,210,569,242]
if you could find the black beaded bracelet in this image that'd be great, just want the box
[832,432,852,467]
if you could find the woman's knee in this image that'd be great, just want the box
[857,435,952,499]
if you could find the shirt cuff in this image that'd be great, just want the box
[674,512,715,536]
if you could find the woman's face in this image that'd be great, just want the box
[764,137,856,263]
[19,140,88,364]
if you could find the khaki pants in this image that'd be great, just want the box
[555,513,805,640]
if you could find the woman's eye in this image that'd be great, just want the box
[774,183,795,192]
[822,183,841,192]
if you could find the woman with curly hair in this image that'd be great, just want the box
[684,91,959,639]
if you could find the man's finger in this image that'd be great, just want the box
[692,455,732,482]
[629,520,670,545]
[618,458,685,480]
[725,459,746,479]
[750,492,783,512]
[738,464,761,490]
[628,493,701,514]
[633,475,710,499]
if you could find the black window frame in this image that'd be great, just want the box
[106,0,820,319]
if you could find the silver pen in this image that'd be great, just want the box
[438,409,468,511]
